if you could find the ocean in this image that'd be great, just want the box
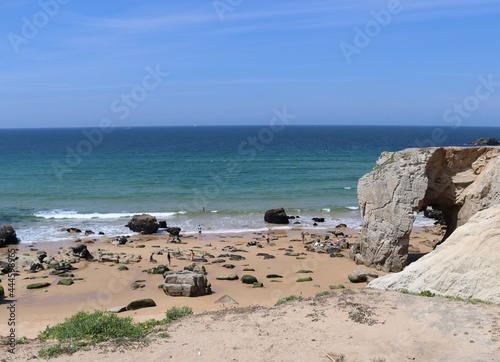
[1,125,499,244]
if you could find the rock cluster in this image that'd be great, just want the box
[356,147,500,272]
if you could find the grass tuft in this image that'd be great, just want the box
[275,295,302,306]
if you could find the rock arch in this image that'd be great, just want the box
[355,147,500,272]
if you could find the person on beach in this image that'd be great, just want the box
[198,225,202,234]
[167,251,171,266]
[301,231,305,244]
[190,250,195,261]
[149,253,157,263]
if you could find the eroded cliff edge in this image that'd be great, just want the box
[355,147,500,272]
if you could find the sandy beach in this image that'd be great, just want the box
[1,226,437,338]
[2,225,499,361]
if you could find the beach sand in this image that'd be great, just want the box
[1,227,437,337]
[2,226,481,361]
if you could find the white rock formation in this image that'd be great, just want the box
[356,147,500,271]
[368,205,500,304]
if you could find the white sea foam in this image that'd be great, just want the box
[346,206,359,210]
[344,187,352,190]
[322,208,331,212]
[34,210,177,220]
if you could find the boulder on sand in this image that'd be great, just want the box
[126,214,159,234]
[264,208,289,224]
[163,270,211,297]
[0,224,19,247]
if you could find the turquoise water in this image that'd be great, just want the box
[1,125,498,243]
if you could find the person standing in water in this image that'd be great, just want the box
[198,225,202,234]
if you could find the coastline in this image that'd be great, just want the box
[1,225,437,340]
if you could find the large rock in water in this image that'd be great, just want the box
[264,208,289,224]
[162,270,210,297]
[356,147,500,272]
[0,224,19,247]
[369,205,500,304]
[126,214,159,234]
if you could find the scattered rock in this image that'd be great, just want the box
[126,298,157,310]
[252,282,264,288]
[27,282,51,289]
[107,306,127,313]
[222,264,235,269]
[266,274,283,279]
[215,295,238,304]
[0,224,19,247]
[71,243,94,261]
[57,279,74,286]
[184,263,207,275]
[264,208,290,224]
[145,265,169,275]
[216,274,239,281]
[166,226,181,237]
[241,275,258,284]
[348,267,378,283]
[296,277,313,282]
[329,284,345,290]
[126,214,159,234]
[163,271,211,297]
[312,217,325,223]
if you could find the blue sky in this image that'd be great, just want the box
[1,0,499,128]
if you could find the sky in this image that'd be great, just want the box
[0,0,499,128]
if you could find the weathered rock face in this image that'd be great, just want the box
[0,224,19,247]
[369,205,500,304]
[126,214,159,234]
[264,208,289,224]
[357,147,500,272]
[163,270,210,297]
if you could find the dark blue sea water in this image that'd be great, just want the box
[1,125,499,243]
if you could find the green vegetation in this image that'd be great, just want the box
[275,295,302,306]
[0,285,4,297]
[400,289,495,305]
[443,295,493,305]
[419,290,435,297]
[329,284,345,290]
[315,291,330,297]
[296,269,313,273]
[38,306,193,358]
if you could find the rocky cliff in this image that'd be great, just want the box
[368,204,500,304]
[356,147,500,272]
